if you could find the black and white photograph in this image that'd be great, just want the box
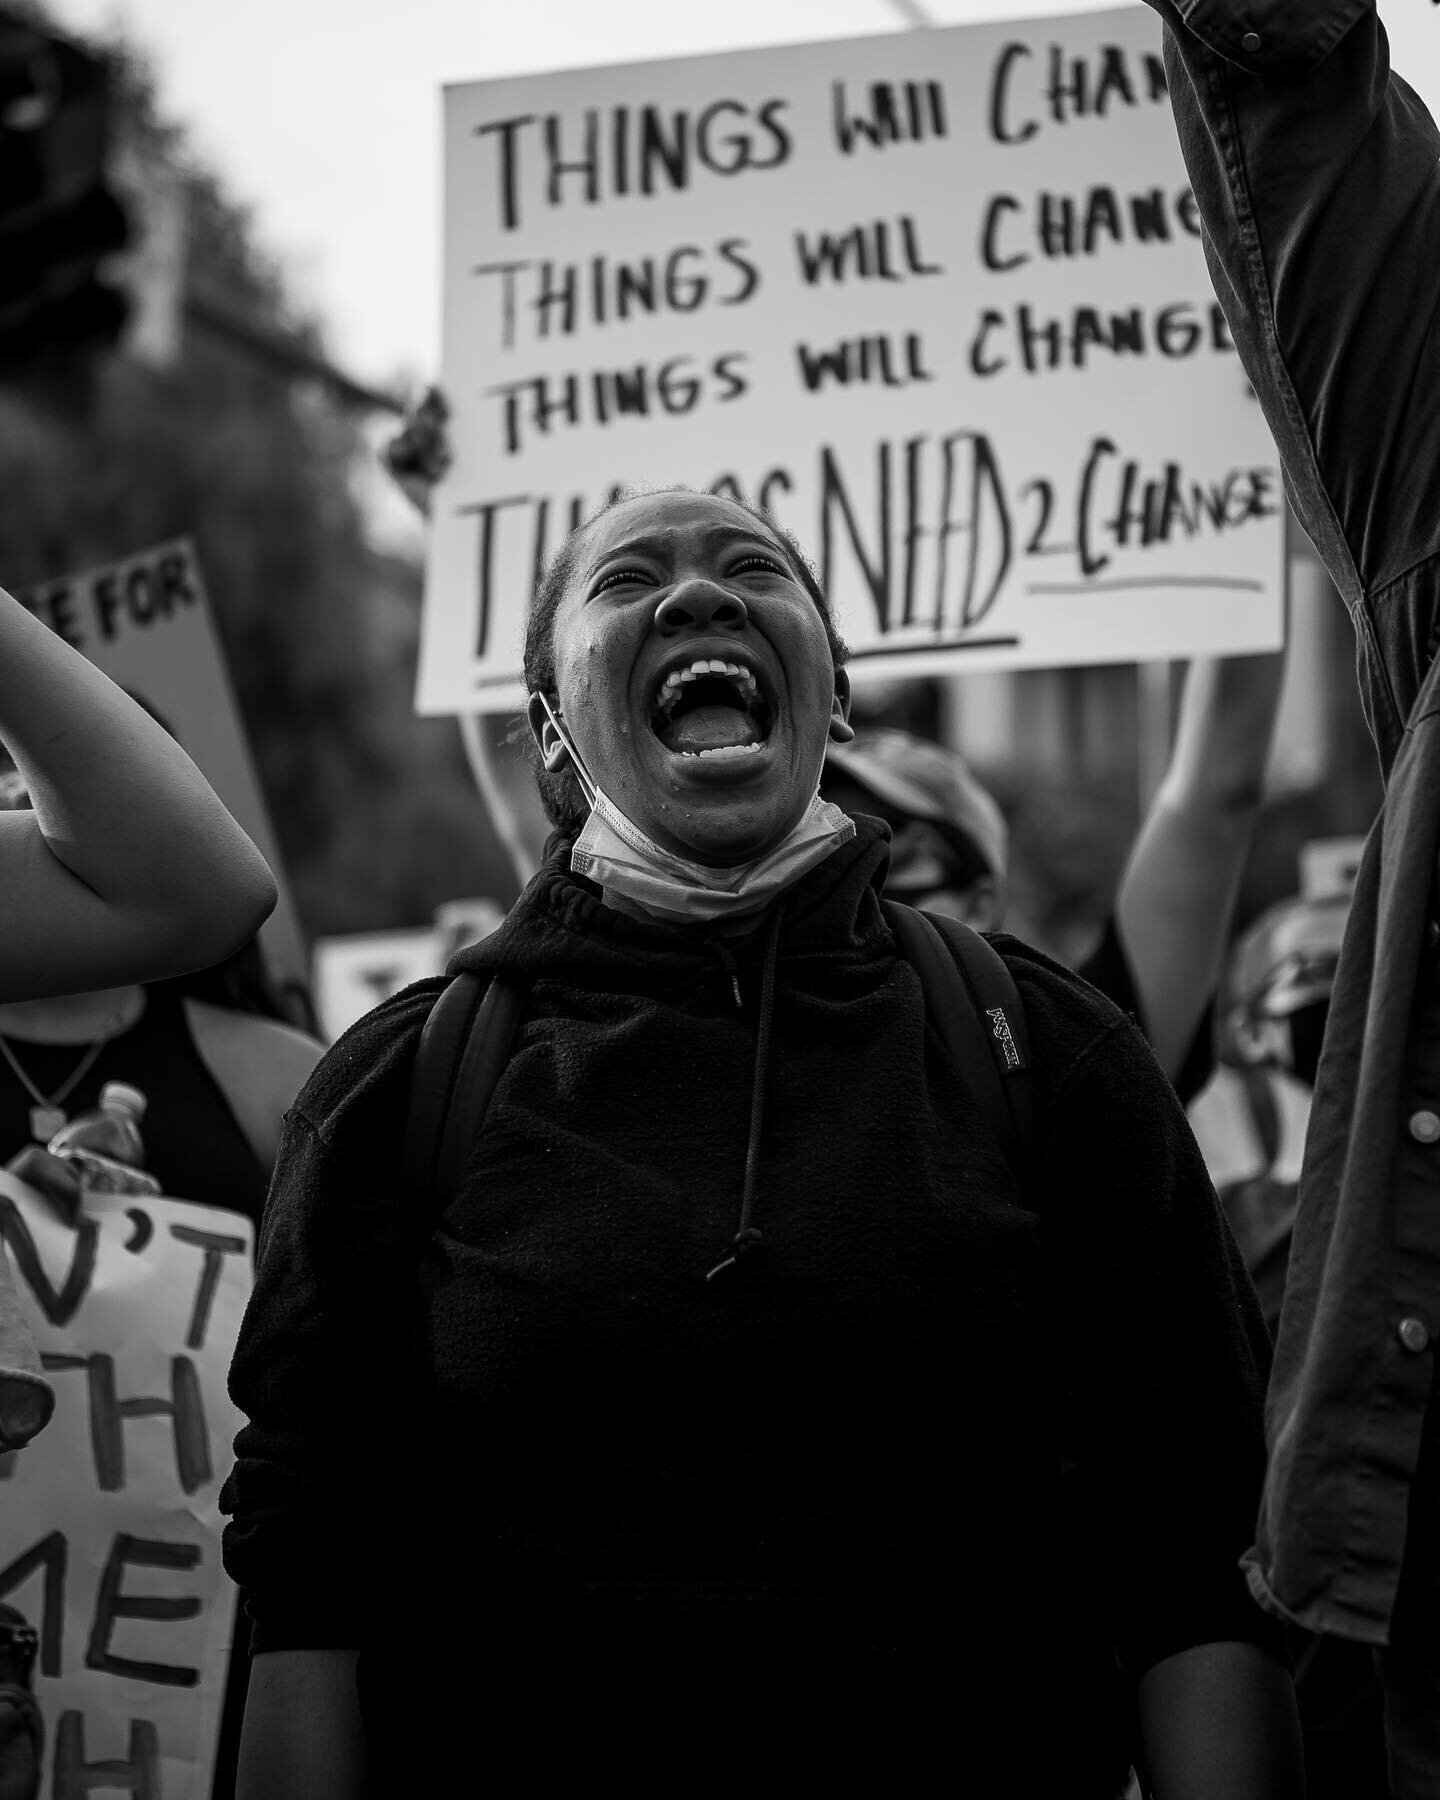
[0,0,1436,1793]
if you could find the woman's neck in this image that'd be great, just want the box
[0,984,147,1045]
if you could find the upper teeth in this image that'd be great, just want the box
[655,658,761,714]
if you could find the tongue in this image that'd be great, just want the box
[663,706,760,753]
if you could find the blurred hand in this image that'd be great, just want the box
[381,386,452,520]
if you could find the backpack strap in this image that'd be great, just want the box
[881,900,1033,1180]
[402,971,530,1217]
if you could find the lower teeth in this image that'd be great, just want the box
[679,743,763,758]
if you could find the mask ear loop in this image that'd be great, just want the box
[534,691,598,810]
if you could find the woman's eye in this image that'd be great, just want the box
[592,567,654,596]
[729,556,787,579]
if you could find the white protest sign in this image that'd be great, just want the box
[421,5,1284,715]
[15,540,308,1002]
[0,1169,251,1798]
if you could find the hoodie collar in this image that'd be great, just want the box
[447,814,896,989]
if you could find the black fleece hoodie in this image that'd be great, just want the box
[222,819,1278,1790]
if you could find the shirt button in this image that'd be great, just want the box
[1241,30,1262,52]
[1399,1317,1431,1354]
[1409,1109,1440,1144]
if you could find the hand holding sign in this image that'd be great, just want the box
[383,387,453,521]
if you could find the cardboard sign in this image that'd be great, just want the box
[0,1169,252,1798]
[15,540,308,1000]
[312,898,506,1041]
[1299,836,1367,905]
[420,5,1284,715]
[312,927,443,1042]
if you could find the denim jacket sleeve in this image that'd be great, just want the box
[1163,1,1367,75]
[1143,0,1440,766]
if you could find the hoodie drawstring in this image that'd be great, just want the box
[708,937,745,1012]
[705,900,786,1282]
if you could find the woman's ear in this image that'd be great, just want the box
[829,668,855,744]
[525,692,571,773]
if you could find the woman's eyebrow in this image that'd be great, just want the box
[588,526,791,573]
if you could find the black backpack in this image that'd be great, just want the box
[403,900,1033,1214]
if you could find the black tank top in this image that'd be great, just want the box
[0,986,269,1222]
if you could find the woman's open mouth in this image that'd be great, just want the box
[649,657,774,760]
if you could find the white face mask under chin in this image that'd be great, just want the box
[571,786,855,925]
[535,692,853,925]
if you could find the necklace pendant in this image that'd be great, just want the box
[29,1105,66,1144]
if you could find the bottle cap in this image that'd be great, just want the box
[98,1081,147,1122]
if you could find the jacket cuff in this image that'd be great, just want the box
[245,1595,364,1655]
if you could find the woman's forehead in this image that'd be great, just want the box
[579,490,789,565]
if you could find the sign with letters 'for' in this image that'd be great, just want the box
[420,5,1284,715]
[0,1171,252,1799]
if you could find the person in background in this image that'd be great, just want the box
[822,640,1285,1107]
[0,753,320,1204]
[820,728,1009,932]
[1144,4,1440,1791]
[0,750,323,1800]
[1189,883,1386,1799]
[1194,892,1351,1338]
[0,584,276,1001]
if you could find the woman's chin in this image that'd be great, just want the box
[644,799,805,869]
[619,728,818,865]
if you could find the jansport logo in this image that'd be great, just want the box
[986,1006,1023,1071]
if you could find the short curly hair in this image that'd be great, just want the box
[521,485,849,837]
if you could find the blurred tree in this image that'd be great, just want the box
[0,8,519,944]
[0,6,131,372]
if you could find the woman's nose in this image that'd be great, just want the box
[653,580,748,636]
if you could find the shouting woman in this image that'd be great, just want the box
[223,489,1301,1799]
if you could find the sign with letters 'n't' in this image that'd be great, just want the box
[0,1169,252,1799]
[419,5,1284,716]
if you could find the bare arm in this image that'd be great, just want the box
[1116,651,1286,1080]
[238,1649,367,1800]
[0,588,277,999]
[1135,1640,1304,1800]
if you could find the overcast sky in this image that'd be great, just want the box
[47,0,1440,395]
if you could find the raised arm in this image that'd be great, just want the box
[0,588,276,999]
[1116,650,1286,1082]
[1145,0,1440,762]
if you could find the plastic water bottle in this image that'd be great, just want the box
[46,1082,162,1197]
